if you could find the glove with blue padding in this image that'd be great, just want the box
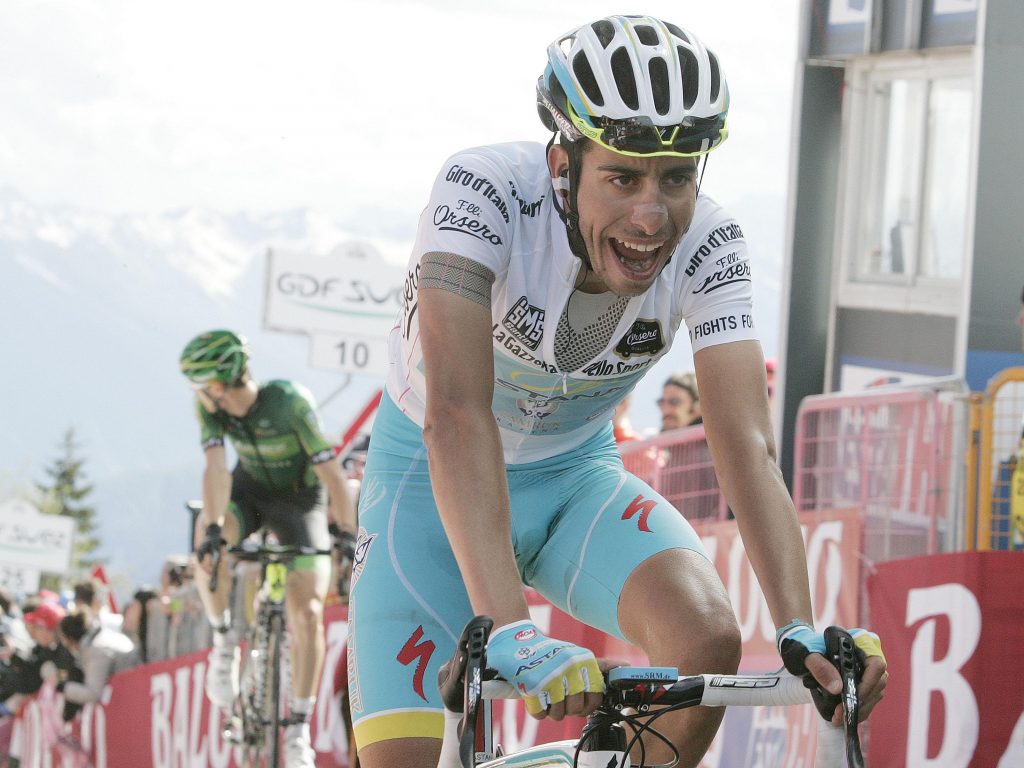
[487,620,604,716]
[776,619,886,678]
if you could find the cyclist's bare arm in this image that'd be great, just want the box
[418,280,531,628]
[313,459,357,535]
[196,444,232,571]
[695,340,887,720]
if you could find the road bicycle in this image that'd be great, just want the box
[209,539,331,768]
[436,615,866,768]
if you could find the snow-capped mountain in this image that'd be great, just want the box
[1,190,406,592]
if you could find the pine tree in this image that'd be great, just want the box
[37,428,103,581]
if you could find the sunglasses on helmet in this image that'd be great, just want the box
[569,108,728,158]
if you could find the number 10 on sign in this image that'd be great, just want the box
[311,332,389,376]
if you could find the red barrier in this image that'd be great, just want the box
[11,606,352,768]
[868,551,1024,767]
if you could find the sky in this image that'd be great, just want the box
[1,0,800,437]
[1,0,800,218]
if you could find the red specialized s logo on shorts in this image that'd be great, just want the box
[622,495,657,532]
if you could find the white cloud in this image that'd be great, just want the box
[0,0,799,218]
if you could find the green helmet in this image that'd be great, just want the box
[179,330,249,384]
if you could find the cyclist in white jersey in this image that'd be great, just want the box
[349,15,887,768]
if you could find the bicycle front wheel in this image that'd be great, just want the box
[262,611,284,768]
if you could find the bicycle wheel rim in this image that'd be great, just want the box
[241,623,268,768]
[265,611,284,768]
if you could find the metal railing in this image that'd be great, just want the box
[791,383,969,563]
[970,366,1024,550]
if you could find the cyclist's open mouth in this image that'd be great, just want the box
[611,237,664,279]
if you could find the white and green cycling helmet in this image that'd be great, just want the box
[536,15,729,158]
[179,329,249,385]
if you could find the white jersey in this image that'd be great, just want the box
[388,141,758,464]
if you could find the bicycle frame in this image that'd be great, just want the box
[226,542,330,767]
[232,554,290,768]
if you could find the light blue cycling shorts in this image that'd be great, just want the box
[348,392,707,748]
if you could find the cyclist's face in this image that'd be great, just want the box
[192,380,227,411]
[658,383,699,431]
[551,142,697,296]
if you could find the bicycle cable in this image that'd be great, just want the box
[574,704,680,768]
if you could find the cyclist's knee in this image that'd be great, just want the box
[287,594,324,630]
[621,551,740,671]
[687,613,741,671]
[640,606,740,674]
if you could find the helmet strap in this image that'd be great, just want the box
[696,154,709,196]
[546,134,592,267]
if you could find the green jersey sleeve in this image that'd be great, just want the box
[288,383,335,465]
[195,399,225,450]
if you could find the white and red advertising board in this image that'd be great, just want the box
[868,551,1024,768]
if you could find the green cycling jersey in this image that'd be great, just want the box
[195,379,335,492]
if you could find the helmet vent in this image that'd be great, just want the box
[665,22,688,42]
[572,53,604,107]
[677,46,700,110]
[648,58,670,115]
[634,24,659,46]
[573,52,602,107]
[610,47,639,110]
[708,52,722,103]
[591,19,616,48]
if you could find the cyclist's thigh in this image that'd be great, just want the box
[228,467,264,543]
[260,487,331,589]
[258,485,330,550]
[348,394,471,752]
[516,435,707,641]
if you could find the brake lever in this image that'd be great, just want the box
[209,546,222,593]
[823,626,865,768]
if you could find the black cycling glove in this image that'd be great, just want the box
[329,522,357,599]
[196,522,226,564]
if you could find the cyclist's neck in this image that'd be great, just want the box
[217,380,260,418]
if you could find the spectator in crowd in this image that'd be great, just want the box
[659,371,702,431]
[657,371,723,520]
[0,617,24,757]
[121,585,159,664]
[72,580,100,614]
[612,394,641,445]
[1,615,30,714]
[0,588,15,620]
[613,394,661,487]
[122,555,211,664]
[11,603,85,722]
[56,609,138,706]
[765,357,777,407]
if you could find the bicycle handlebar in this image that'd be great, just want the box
[227,541,333,562]
[438,616,865,768]
[472,670,848,767]
[207,542,333,594]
